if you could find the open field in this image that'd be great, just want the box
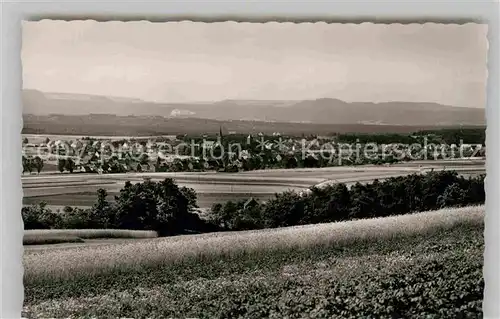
[25,114,482,137]
[23,205,484,318]
[22,133,177,144]
[22,160,485,209]
[24,229,158,246]
[25,229,158,239]
[23,235,85,246]
[24,238,156,251]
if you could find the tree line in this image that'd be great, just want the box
[22,178,217,235]
[209,171,485,231]
[21,127,485,176]
[22,156,44,174]
[334,128,485,145]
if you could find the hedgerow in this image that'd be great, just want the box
[209,171,485,231]
[22,171,485,236]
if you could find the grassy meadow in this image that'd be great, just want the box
[24,205,484,318]
[23,229,158,246]
[23,234,85,246]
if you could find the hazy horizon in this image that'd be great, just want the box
[22,88,484,108]
[22,21,488,108]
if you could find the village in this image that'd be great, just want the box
[21,129,486,175]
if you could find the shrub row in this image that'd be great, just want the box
[22,179,219,236]
[335,128,486,145]
[208,171,485,231]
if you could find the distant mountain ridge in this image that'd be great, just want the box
[22,89,485,126]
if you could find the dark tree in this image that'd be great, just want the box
[262,191,305,228]
[139,154,149,166]
[113,178,205,236]
[22,156,32,175]
[65,158,75,173]
[32,156,44,174]
[155,156,162,172]
[57,158,67,173]
[22,202,62,229]
[88,188,114,228]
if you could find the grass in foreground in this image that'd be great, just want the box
[24,206,484,318]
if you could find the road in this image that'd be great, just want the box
[22,159,485,210]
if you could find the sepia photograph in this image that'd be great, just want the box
[21,20,487,318]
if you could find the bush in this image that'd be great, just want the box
[22,202,62,229]
[58,208,94,229]
[261,191,305,228]
[23,179,219,236]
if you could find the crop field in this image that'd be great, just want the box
[22,161,485,210]
[22,133,178,144]
[23,191,285,210]
[23,205,484,318]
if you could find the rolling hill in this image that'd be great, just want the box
[23,89,485,127]
[25,114,481,136]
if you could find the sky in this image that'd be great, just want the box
[22,20,488,107]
